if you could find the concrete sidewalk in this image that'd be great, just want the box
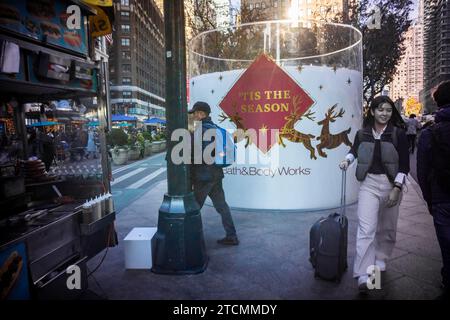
[86,175,444,300]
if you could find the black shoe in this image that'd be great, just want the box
[217,236,239,246]
[357,276,369,295]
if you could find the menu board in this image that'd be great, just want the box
[0,0,89,56]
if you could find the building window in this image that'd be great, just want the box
[121,0,129,6]
[121,38,130,46]
[122,77,131,84]
[123,91,132,97]
[122,64,131,72]
[121,11,130,18]
[121,51,131,59]
[121,24,130,32]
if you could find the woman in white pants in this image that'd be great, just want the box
[339,96,409,293]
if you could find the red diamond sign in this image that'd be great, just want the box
[219,54,315,153]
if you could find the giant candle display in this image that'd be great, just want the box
[189,21,363,210]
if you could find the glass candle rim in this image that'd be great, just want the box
[188,19,363,63]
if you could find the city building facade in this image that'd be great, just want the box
[390,15,424,106]
[422,0,450,112]
[109,0,166,120]
[213,0,235,28]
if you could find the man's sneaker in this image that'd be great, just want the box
[375,259,386,272]
[358,276,369,294]
[217,236,239,246]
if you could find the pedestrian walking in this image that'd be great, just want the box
[189,101,239,245]
[86,128,97,159]
[339,95,409,293]
[40,130,55,172]
[406,114,422,154]
[27,128,39,158]
[417,80,450,300]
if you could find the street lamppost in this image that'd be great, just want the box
[151,0,208,274]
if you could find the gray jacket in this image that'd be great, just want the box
[349,125,409,182]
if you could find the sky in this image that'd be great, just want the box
[410,0,419,19]
[230,0,240,10]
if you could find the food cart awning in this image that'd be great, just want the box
[111,115,138,122]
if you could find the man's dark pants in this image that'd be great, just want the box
[407,134,417,153]
[193,179,237,238]
[433,203,450,291]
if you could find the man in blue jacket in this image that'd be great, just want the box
[189,101,239,245]
[417,80,450,300]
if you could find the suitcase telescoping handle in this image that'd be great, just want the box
[340,169,347,216]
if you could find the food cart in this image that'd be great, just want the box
[0,0,117,300]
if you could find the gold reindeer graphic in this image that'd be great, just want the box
[316,104,353,158]
[219,102,251,147]
[278,95,317,160]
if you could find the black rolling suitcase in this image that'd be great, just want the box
[309,169,348,282]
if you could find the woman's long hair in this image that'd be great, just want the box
[363,96,406,129]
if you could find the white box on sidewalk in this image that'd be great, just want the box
[124,227,157,269]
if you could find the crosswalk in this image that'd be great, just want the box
[111,153,167,190]
[111,167,147,186]
[112,152,163,175]
[110,153,167,213]
[126,168,167,189]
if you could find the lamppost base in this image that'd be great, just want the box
[151,192,208,274]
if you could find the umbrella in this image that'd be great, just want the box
[112,114,138,121]
[56,100,71,110]
[113,123,132,127]
[27,121,61,127]
[144,117,166,125]
[87,121,99,127]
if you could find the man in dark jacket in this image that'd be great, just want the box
[189,101,239,245]
[417,80,450,300]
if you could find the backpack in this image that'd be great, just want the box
[202,122,236,168]
[431,122,450,193]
